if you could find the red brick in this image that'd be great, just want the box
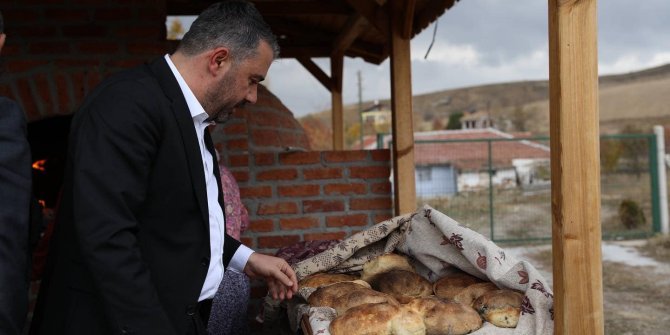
[55,72,72,113]
[85,70,102,95]
[239,186,272,198]
[324,151,367,162]
[280,217,319,230]
[256,169,298,181]
[14,26,56,39]
[249,219,274,232]
[62,24,108,38]
[240,237,254,248]
[127,42,168,55]
[54,59,102,68]
[45,9,90,22]
[374,213,394,223]
[326,214,368,227]
[371,149,391,161]
[258,235,301,249]
[223,122,247,135]
[324,183,366,195]
[250,110,295,128]
[28,42,71,55]
[303,200,344,213]
[303,168,343,180]
[277,184,320,197]
[70,71,86,104]
[251,129,281,147]
[349,166,390,179]
[304,232,346,241]
[231,171,249,182]
[254,153,275,166]
[33,73,54,113]
[6,60,45,72]
[226,139,249,151]
[228,154,249,167]
[258,202,298,215]
[279,151,320,165]
[16,78,39,120]
[94,8,133,21]
[350,198,393,210]
[115,26,164,39]
[371,182,392,194]
[75,42,121,54]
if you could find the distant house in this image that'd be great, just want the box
[460,110,494,129]
[361,101,392,129]
[366,128,551,197]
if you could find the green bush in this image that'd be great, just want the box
[618,199,646,229]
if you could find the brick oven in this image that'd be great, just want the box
[2,0,393,328]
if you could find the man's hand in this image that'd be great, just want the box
[244,253,298,300]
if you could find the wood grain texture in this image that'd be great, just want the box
[389,0,417,215]
[331,54,344,150]
[548,0,604,334]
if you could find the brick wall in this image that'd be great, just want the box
[0,0,168,121]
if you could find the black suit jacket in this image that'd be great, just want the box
[31,58,242,335]
[0,97,31,335]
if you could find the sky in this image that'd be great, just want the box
[168,0,670,117]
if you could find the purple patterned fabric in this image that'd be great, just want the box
[219,165,249,239]
[207,165,250,334]
[274,240,342,266]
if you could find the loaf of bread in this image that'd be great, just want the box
[406,296,482,335]
[370,269,432,302]
[299,272,359,289]
[433,271,484,299]
[453,282,499,306]
[361,253,415,282]
[307,281,371,308]
[329,302,425,335]
[331,287,398,316]
[472,289,524,328]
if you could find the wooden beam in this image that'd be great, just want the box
[330,54,344,150]
[389,0,416,215]
[296,57,332,91]
[331,14,368,57]
[344,0,389,36]
[548,0,604,334]
[401,0,417,39]
[166,1,353,16]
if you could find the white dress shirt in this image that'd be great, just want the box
[164,54,254,301]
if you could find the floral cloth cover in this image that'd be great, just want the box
[292,205,554,335]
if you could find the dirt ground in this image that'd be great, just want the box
[521,235,670,335]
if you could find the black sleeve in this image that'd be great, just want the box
[0,97,31,334]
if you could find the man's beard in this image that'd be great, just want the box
[203,70,245,124]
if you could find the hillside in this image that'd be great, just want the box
[300,63,670,149]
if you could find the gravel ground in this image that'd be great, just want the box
[507,236,670,335]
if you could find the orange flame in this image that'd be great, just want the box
[32,159,47,172]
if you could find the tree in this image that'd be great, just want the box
[447,112,463,130]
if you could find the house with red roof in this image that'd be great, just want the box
[364,128,551,197]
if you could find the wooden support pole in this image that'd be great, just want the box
[389,0,416,215]
[331,54,344,150]
[548,0,604,334]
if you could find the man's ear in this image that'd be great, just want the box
[209,47,230,74]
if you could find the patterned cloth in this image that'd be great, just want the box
[293,205,554,335]
[219,165,249,240]
[207,166,250,334]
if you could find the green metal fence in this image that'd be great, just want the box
[397,133,663,243]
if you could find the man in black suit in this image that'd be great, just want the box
[0,11,32,334]
[31,2,298,334]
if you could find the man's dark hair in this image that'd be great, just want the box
[178,1,279,61]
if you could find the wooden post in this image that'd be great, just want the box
[389,0,416,215]
[549,0,604,334]
[331,53,344,150]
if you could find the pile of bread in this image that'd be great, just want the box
[300,253,524,335]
